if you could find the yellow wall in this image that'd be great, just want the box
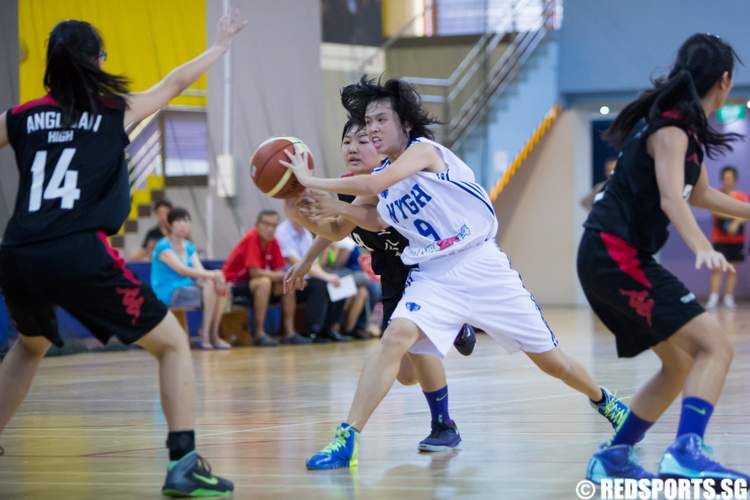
[19,0,206,106]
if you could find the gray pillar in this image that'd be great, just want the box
[0,0,19,236]
[207,0,324,258]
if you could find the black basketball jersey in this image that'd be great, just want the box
[584,112,704,255]
[3,95,131,247]
[338,191,412,286]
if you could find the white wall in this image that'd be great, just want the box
[493,109,591,305]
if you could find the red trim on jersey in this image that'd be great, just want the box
[12,95,60,115]
[96,231,141,286]
[600,232,652,288]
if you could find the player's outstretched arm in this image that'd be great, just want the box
[281,143,440,196]
[0,112,8,149]
[124,8,247,129]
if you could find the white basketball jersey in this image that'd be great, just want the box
[374,137,498,265]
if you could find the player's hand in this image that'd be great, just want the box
[215,7,248,49]
[307,191,342,221]
[695,249,735,273]
[280,147,313,186]
[283,262,310,294]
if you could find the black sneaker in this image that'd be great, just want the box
[453,324,476,356]
[327,332,354,342]
[254,334,279,347]
[162,451,234,497]
[281,333,313,345]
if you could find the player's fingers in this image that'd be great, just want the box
[695,254,705,270]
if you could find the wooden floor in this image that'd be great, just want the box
[1,307,749,500]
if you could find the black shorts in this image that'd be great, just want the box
[713,242,745,263]
[577,229,704,358]
[380,275,407,331]
[0,231,167,347]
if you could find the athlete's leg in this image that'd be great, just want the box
[526,347,603,401]
[0,335,51,433]
[136,312,195,431]
[627,341,693,422]
[396,354,419,386]
[345,318,422,431]
[137,312,234,495]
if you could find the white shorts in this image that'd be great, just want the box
[391,241,558,358]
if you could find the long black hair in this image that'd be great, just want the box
[44,20,130,122]
[603,33,742,158]
[340,76,440,141]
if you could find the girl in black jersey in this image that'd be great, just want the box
[579,34,749,483]
[283,120,469,453]
[0,12,246,496]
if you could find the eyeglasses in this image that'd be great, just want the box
[99,50,107,61]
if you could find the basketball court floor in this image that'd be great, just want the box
[1,307,748,499]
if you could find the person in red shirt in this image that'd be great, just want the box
[707,166,748,309]
[223,210,294,346]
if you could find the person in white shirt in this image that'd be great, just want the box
[276,212,351,343]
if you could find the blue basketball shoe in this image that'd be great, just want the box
[658,433,749,481]
[586,443,654,484]
[418,420,462,452]
[590,387,629,431]
[306,423,359,470]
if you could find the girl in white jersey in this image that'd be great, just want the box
[283,77,628,470]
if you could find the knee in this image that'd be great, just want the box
[380,324,417,359]
[695,328,735,367]
[714,335,735,367]
[251,277,272,294]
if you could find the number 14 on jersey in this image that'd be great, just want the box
[29,148,81,212]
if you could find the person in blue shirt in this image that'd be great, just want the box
[151,207,230,350]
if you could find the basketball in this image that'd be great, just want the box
[250,137,314,199]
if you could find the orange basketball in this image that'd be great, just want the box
[250,137,314,199]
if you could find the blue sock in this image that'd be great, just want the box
[677,397,714,439]
[610,410,653,447]
[423,386,451,424]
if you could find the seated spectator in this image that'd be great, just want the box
[150,207,230,350]
[328,238,372,339]
[276,211,353,343]
[130,199,173,261]
[223,210,307,346]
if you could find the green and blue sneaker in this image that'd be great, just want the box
[306,423,359,470]
[591,387,629,431]
[161,451,234,497]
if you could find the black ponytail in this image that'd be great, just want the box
[44,20,130,123]
[604,33,742,158]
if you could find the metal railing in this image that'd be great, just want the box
[401,0,556,148]
[125,89,206,194]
